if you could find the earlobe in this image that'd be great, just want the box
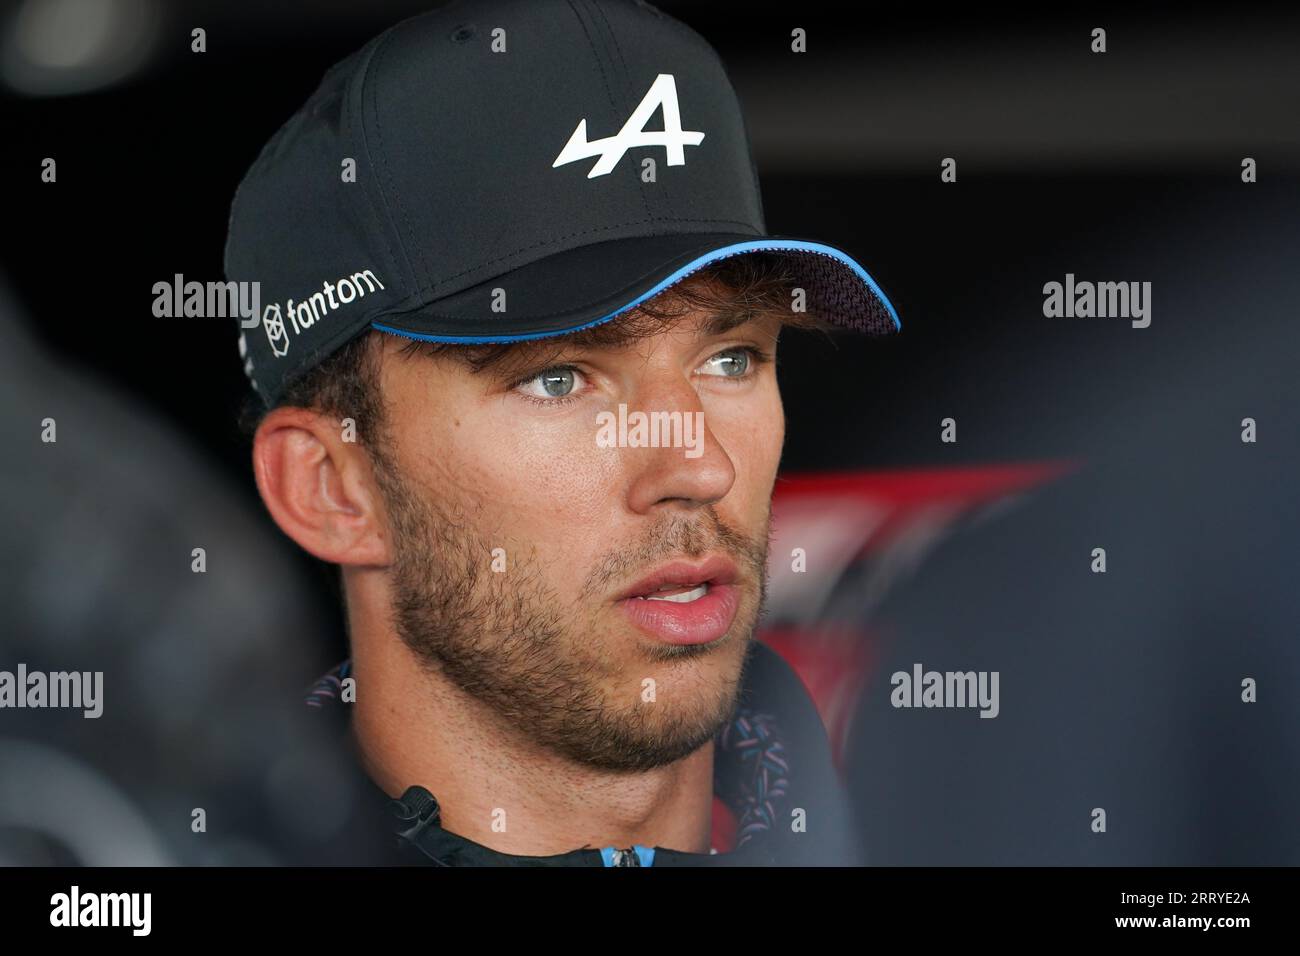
[252,408,391,567]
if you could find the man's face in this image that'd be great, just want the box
[367,300,786,772]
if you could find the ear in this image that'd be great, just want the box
[252,406,392,567]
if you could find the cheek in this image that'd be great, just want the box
[407,401,623,559]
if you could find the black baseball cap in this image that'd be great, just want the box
[225,0,900,405]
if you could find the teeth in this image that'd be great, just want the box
[644,583,709,603]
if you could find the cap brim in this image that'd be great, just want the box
[371,232,900,344]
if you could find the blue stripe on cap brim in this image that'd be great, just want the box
[372,239,900,344]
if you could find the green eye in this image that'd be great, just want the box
[700,348,752,377]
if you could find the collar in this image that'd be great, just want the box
[306,641,818,866]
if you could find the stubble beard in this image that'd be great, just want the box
[370,447,772,773]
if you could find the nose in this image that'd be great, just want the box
[622,377,736,516]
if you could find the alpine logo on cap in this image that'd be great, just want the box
[553,73,704,179]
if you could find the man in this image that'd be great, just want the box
[225,0,899,866]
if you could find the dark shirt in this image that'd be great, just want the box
[307,639,864,866]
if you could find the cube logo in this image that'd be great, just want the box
[262,302,289,357]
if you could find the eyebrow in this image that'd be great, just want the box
[698,306,768,337]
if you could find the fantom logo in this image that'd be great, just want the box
[261,268,385,358]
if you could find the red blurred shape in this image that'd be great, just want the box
[761,461,1082,772]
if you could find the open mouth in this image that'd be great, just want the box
[617,556,741,645]
[633,583,711,604]
[618,554,738,601]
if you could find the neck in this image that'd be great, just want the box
[347,607,716,857]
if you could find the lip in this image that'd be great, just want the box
[616,555,741,646]
[617,555,739,601]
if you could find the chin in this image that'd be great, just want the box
[632,626,752,701]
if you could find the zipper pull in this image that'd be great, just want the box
[611,847,642,867]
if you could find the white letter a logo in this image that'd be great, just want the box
[553,73,704,178]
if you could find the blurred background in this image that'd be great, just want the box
[1,0,1297,865]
